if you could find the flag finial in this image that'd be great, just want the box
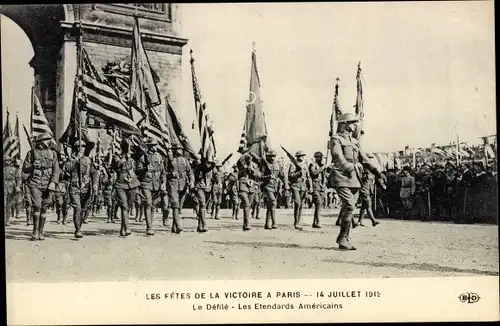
[252,41,256,53]
[190,49,194,64]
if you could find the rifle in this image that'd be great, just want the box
[221,153,233,167]
[280,145,302,171]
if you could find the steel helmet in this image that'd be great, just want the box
[337,112,360,123]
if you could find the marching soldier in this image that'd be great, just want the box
[14,159,24,219]
[111,139,141,236]
[164,141,194,233]
[309,151,327,228]
[55,153,70,225]
[102,164,117,223]
[251,180,262,219]
[64,140,98,238]
[399,166,416,219]
[287,150,311,230]
[228,165,240,219]
[136,138,166,235]
[237,151,261,231]
[22,134,60,241]
[329,113,386,250]
[4,157,21,226]
[354,168,380,227]
[260,150,284,229]
[210,160,224,220]
[192,155,217,232]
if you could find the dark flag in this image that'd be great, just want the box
[129,16,161,117]
[353,62,364,139]
[329,77,342,139]
[13,113,21,160]
[238,44,268,157]
[3,111,18,160]
[165,98,197,159]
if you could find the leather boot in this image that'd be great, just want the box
[242,208,251,231]
[214,206,220,220]
[74,208,83,238]
[271,208,277,229]
[62,213,67,225]
[197,209,207,232]
[5,209,11,226]
[162,209,169,227]
[38,215,46,240]
[234,207,239,220]
[312,206,321,228]
[265,209,271,229]
[122,208,131,236]
[145,205,154,235]
[26,208,33,226]
[337,220,356,250]
[172,208,182,233]
[31,212,40,241]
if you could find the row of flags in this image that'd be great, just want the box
[3,111,20,161]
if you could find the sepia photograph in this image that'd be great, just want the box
[2,2,498,324]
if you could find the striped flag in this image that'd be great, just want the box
[353,62,364,139]
[129,16,161,117]
[190,49,216,162]
[31,89,57,147]
[138,108,169,157]
[11,113,21,160]
[111,128,122,155]
[237,119,247,153]
[3,111,18,160]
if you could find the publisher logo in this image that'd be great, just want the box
[458,292,480,304]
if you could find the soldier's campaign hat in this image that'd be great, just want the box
[295,150,306,157]
[266,150,277,157]
[313,151,323,157]
[32,134,52,143]
[337,112,360,123]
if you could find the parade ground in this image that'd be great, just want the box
[5,209,499,283]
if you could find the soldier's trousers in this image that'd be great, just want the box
[211,191,222,218]
[291,188,306,227]
[15,192,23,217]
[263,191,277,229]
[28,187,53,239]
[231,193,239,219]
[194,189,207,231]
[115,188,138,234]
[239,191,255,229]
[312,190,324,227]
[251,192,261,219]
[4,191,16,225]
[358,195,376,224]
[336,187,359,243]
[70,190,92,234]
[24,192,32,225]
[56,193,69,223]
[165,187,188,232]
[140,188,162,232]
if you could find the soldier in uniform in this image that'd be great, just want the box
[399,166,416,219]
[22,134,60,240]
[228,165,240,219]
[111,139,141,236]
[237,152,261,231]
[64,140,98,238]
[14,159,24,219]
[260,150,284,229]
[210,160,224,220]
[287,150,311,230]
[4,157,21,226]
[354,168,380,227]
[136,138,165,235]
[164,141,194,233]
[55,153,70,225]
[329,113,385,250]
[251,180,262,219]
[309,151,327,228]
[192,155,217,232]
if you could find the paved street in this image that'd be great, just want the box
[5,209,499,282]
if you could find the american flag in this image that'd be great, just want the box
[190,49,216,162]
[31,89,57,147]
[354,62,364,139]
[129,16,161,117]
[12,113,21,160]
[139,108,169,157]
[3,111,19,161]
[237,119,247,154]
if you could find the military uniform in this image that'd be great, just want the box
[251,180,262,219]
[309,152,327,228]
[4,158,21,226]
[111,141,141,236]
[136,140,166,235]
[227,167,240,219]
[355,169,379,227]
[237,152,261,231]
[192,158,216,232]
[164,142,194,233]
[210,163,224,219]
[399,170,416,218]
[287,151,311,230]
[55,162,70,224]
[22,135,60,240]
[329,113,384,250]
[260,150,283,229]
[14,160,24,218]
[102,167,117,223]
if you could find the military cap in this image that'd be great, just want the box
[313,151,323,157]
[295,150,306,157]
[266,150,277,157]
[32,134,52,143]
[337,112,360,123]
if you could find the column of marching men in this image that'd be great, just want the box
[5,113,394,251]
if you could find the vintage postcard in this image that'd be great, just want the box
[2,2,498,324]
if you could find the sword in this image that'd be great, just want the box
[280,145,302,171]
